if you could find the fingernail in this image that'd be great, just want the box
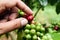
[20,18,28,26]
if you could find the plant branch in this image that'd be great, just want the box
[34,7,42,18]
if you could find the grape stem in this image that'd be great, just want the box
[34,6,42,18]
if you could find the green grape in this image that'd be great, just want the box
[20,12,24,16]
[37,32,41,36]
[25,24,31,29]
[36,26,40,31]
[31,24,36,29]
[24,29,30,34]
[33,35,38,40]
[42,36,48,40]
[18,9,24,16]
[40,27,45,32]
[40,33,44,36]
[25,34,31,39]
[30,29,36,35]
[36,23,41,26]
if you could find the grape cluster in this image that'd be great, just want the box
[18,10,55,40]
[18,10,34,22]
[23,23,45,40]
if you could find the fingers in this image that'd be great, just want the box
[0,13,9,23]
[9,13,19,20]
[0,6,6,14]
[0,0,17,14]
[0,18,28,34]
[9,7,19,20]
[17,0,33,15]
[0,0,33,15]
[0,19,7,23]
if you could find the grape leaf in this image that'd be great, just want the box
[51,32,60,40]
[48,0,58,5]
[56,2,60,14]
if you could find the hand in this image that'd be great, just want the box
[0,0,33,34]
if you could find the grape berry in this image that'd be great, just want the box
[54,25,59,30]
[26,15,34,22]
[18,10,34,22]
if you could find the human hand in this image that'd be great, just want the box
[0,0,33,34]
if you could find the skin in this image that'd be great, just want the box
[0,0,33,34]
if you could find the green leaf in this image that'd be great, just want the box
[51,32,60,40]
[48,0,58,5]
[56,2,60,14]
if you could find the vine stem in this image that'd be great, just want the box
[34,7,42,18]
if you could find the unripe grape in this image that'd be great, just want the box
[42,36,48,40]
[30,29,36,35]
[24,29,30,34]
[36,23,41,26]
[25,34,31,39]
[40,27,45,32]
[37,32,41,36]
[36,26,40,31]
[20,12,25,16]
[40,33,44,36]
[31,24,36,29]
[33,35,38,40]
[18,10,25,16]
[25,24,31,29]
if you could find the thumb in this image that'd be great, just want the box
[0,18,28,34]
